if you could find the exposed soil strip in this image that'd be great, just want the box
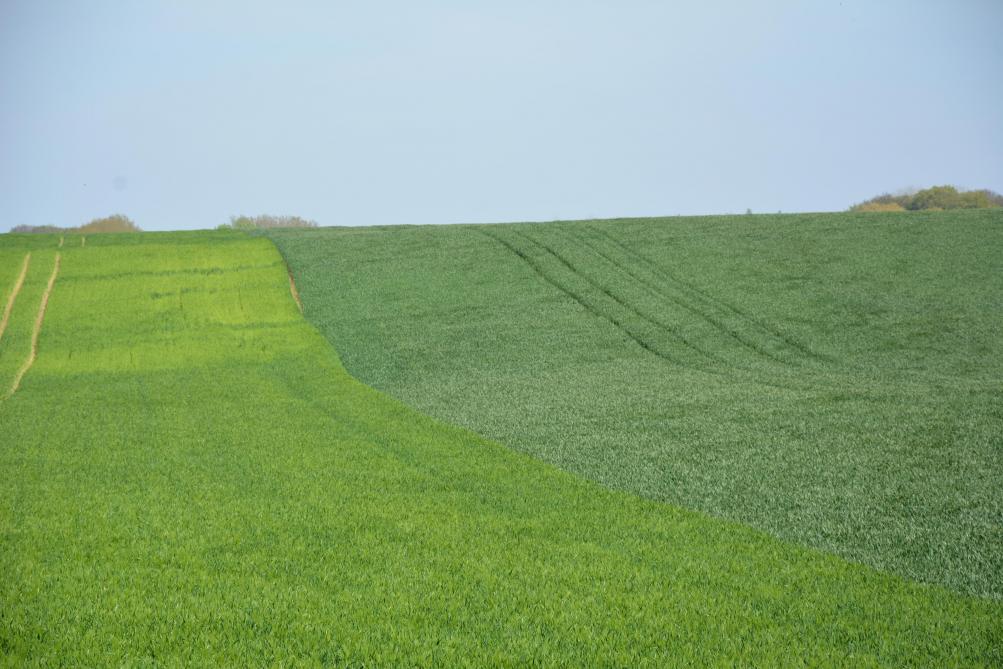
[7,253,60,399]
[288,269,303,313]
[0,253,31,345]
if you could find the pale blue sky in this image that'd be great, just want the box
[2,1,1001,231]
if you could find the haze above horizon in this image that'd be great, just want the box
[1,1,1001,232]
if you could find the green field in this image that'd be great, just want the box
[2,225,1001,665]
[268,209,1003,601]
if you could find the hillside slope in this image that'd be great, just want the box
[269,209,1003,599]
[2,231,1001,665]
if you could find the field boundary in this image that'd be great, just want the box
[288,269,303,313]
[0,253,31,345]
[7,253,60,399]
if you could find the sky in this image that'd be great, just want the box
[1,1,1001,232]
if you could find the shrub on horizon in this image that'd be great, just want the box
[850,185,1002,212]
[9,224,65,234]
[222,215,319,230]
[78,214,141,233]
[8,215,140,234]
[853,202,906,213]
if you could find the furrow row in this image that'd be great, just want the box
[591,227,832,365]
[482,227,813,393]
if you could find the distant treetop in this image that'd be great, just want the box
[220,215,319,230]
[9,224,65,234]
[10,213,140,234]
[78,214,141,233]
[851,186,1003,212]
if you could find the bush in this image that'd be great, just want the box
[957,190,995,209]
[10,224,65,234]
[78,214,141,233]
[984,190,1003,207]
[853,202,906,213]
[907,186,962,211]
[221,215,318,230]
[851,186,1002,212]
[8,215,140,234]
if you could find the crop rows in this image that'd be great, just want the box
[476,225,840,398]
[268,209,1003,600]
[3,230,1001,664]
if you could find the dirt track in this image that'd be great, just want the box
[0,253,31,345]
[7,253,60,398]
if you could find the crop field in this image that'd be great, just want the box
[2,225,1001,665]
[269,208,1003,603]
[1,220,994,665]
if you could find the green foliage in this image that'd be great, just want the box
[852,201,905,212]
[221,214,318,230]
[269,208,1003,600]
[2,231,1001,665]
[8,224,63,234]
[78,213,140,233]
[958,189,996,209]
[7,214,140,234]
[907,185,962,210]
[985,189,1003,207]
[851,186,1002,211]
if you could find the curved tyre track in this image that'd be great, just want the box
[591,226,831,364]
[6,253,60,399]
[0,253,31,345]
[553,226,798,369]
[480,226,831,393]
